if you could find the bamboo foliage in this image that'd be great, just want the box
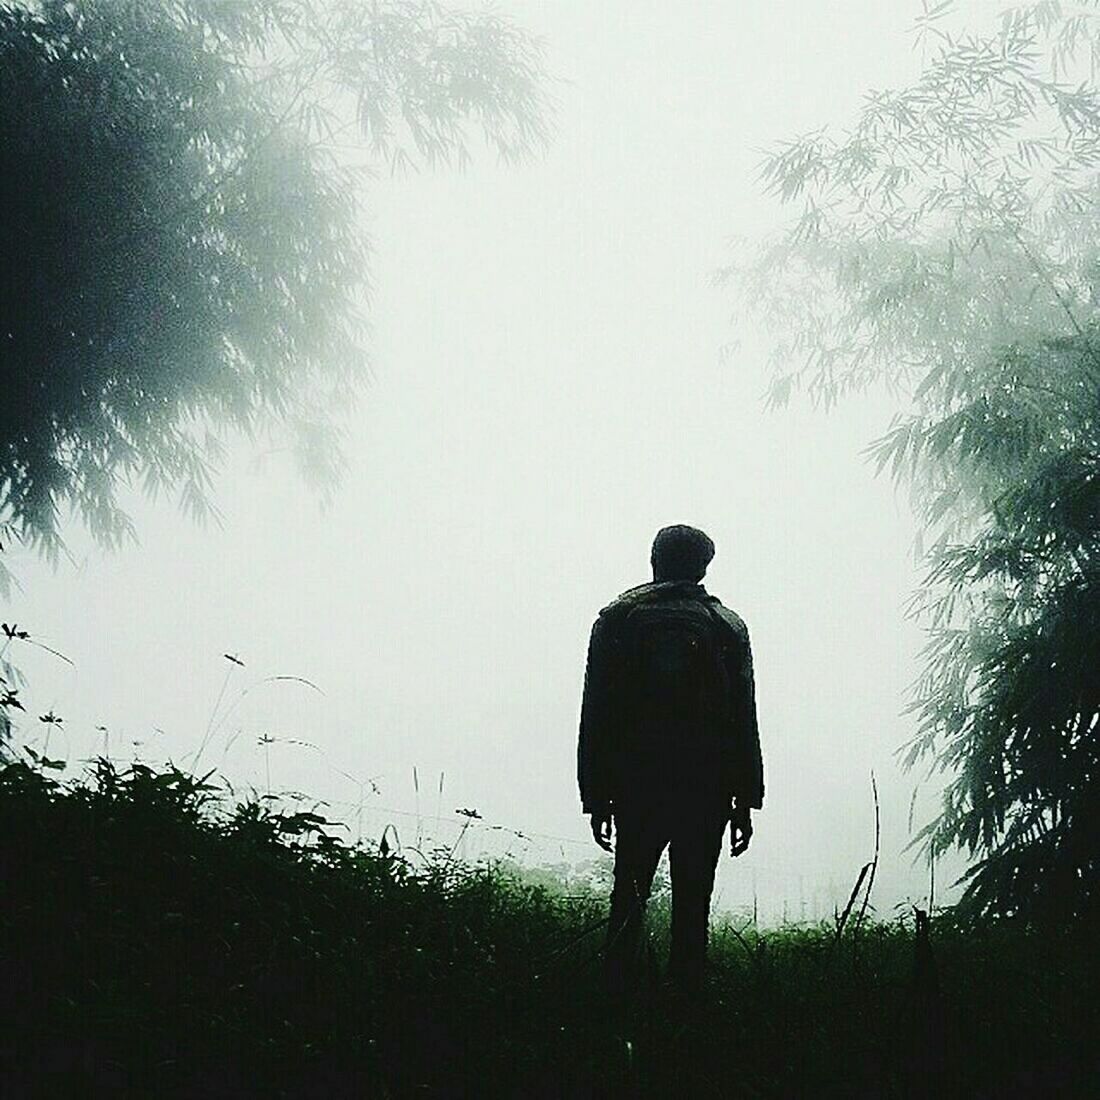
[729,0,1100,920]
[0,0,549,587]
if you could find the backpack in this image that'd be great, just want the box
[619,595,730,724]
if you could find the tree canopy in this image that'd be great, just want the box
[731,0,1100,920]
[0,0,549,588]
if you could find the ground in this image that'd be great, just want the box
[1,757,1097,1098]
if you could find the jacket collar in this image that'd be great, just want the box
[607,579,710,612]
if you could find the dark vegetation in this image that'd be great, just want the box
[0,0,547,589]
[2,755,1098,1099]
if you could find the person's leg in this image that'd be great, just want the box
[667,797,728,993]
[605,803,667,993]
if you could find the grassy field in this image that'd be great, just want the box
[1,755,1097,1098]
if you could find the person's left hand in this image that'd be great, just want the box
[729,805,753,857]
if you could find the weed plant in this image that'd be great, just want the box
[1,756,1098,1098]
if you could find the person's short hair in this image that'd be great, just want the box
[651,524,715,582]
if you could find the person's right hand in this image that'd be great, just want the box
[590,808,614,852]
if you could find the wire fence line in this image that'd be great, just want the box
[320,796,858,925]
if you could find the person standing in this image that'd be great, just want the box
[577,524,764,992]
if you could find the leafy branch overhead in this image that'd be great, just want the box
[0,0,550,582]
[729,0,1100,921]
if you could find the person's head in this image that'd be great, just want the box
[650,524,715,583]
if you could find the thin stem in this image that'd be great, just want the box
[854,771,882,938]
[193,663,235,771]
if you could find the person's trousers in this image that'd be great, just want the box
[604,793,729,993]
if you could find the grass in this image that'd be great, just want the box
[1,754,1098,1098]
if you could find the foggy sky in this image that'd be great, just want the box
[6,1,978,919]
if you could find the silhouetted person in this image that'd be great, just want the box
[578,525,764,994]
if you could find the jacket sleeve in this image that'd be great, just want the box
[577,612,619,813]
[726,624,765,810]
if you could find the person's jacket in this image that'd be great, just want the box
[577,580,764,813]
